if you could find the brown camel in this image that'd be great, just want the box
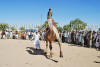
[45,25,63,58]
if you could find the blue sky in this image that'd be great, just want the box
[0,0,100,26]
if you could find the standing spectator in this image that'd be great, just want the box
[26,32,29,40]
[84,31,88,47]
[96,29,100,50]
[10,31,13,39]
[28,32,31,40]
[30,32,33,40]
[66,31,68,43]
[73,32,76,44]
[92,31,97,48]
[64,31,67,43]
[75,32,79,45]
[68,32,71,43]
[34,32,41,50]
[71,31,74,44]
[1,31,5,39]
[62,32,65,43]
[86,31,90,47]
[5,30,8,39]
[0,31,1,39]
[96,35,100,50]
[79,32,82,45]
[7,31,11,39]
[42,31,45,40]
[82,31,85,46]
[15,31,19,39]
[31,32,35,40]
[88,31,93,48]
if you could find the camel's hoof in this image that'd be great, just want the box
[44,52,48,55]
[49,55,52,58]
[60,52,63,58]
[60,55,63,58]
[50,52,53,58]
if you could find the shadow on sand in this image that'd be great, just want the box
[94,61,100,63]
[26,47,58,63]
[94,56,100,64]
[97,56,100,58]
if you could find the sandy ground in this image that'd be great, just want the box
[0,39,100,67]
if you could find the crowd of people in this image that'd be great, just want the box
[0,28,100,51]
[59,29,100,50]
[0,30,17,39]
[0,30,35,40]
[0,30,41,49]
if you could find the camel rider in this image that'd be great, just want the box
[47,8,52,19]
[46,8,56,31]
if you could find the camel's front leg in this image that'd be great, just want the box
[49,41,53,58]
[58,41,63,57]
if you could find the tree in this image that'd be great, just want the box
[63,24,72,31]
[70,19,87,31]
[99,28,100,31]
[19,27,25,31]
[40,21,48,31]
[57,26,63,32]
[10,26,17,31]
[0,23,9,31]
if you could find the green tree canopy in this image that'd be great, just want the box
[70,19,87,31]
[63,19,87,31]
[0,23,9,31]
[10,26,17,31]
[63,24,72,31]
[57,26,63,32]
[19,27,25,31]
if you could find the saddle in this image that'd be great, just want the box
[46,26,50,33]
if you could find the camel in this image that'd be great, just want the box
[44,19,63,58]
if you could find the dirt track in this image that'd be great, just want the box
[0,39,100,67]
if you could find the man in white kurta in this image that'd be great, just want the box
[34,32,40,49]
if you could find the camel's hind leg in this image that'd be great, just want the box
[49,41,53,58]
[45,40,48,55]
[58,40,63,57]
